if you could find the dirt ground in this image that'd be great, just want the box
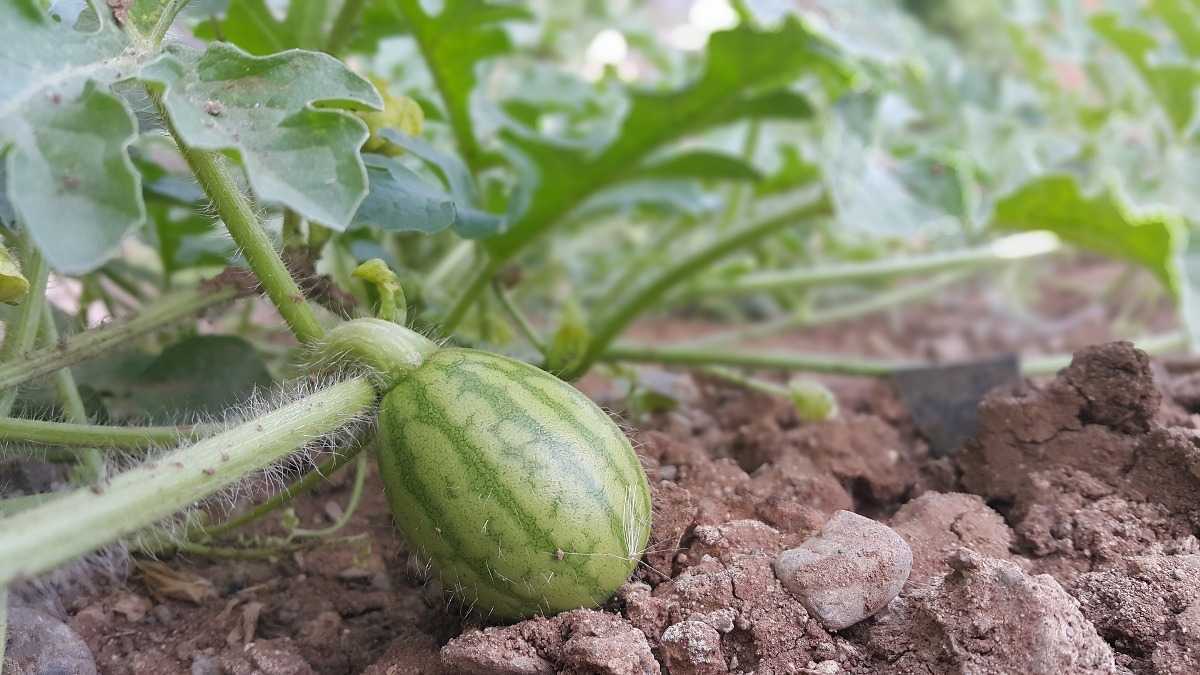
[7,258,1200,674]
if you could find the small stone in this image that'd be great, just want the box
[112,592,152,622]
[660,620,727,675]
[6,606,98,675]
[191,654,221,675]
[773,510,912,630]
[802,660,842,674]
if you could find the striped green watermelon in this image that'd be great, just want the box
[376,347,652,620]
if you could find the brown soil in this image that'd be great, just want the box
[7,259,1199,674]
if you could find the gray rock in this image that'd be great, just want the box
[773,510,912,630]
[5,606,98,675]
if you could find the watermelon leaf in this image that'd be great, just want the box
[990,175,1185,294]
[141,42,383,230]
[0,0,146,274]
[193,0,333,55]
[390,0,532,171]
[485,17,851,261]
[1091,13,1200,132]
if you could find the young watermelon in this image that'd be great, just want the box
[376,347,652,620]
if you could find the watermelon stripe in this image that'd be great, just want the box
[427,358,631,553]
[378,402,546,610]
[397,371,612,599]
[463,355,653,541]
[451,351,646,492]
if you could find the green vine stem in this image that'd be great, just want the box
[688,269,971,348]
[292,451,368,538]
[196,440,366,541]
[0,285,239,392]
[0,417,204,450]
[0,587,6,672]
[147,0,193,46]
[699,365,789,397]
[602,343,917,376]
[565,195,833,380]
[0,376,376,587]
[605,330,1189,378]
[325,0,369,55]
[492,281,546,355]
[689,231,1062,299]
[0,237,49,415]
[151,94,325,345]
[39,305,104,483]
[1021,331,1187,375]
[441,256,500,333]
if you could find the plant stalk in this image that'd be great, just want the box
[567,195,833,379]
[492,281,546,355]
[692,231,1061,298]
[606,330,1189,379]
[601,343,918,376]
[0,376,376,587]
[147,0,194,46]
[0,238,49,415]
[325,0,369,55]
[197,440,366,540]
[0,285,238,392]
[151,94,325,345]
[39,306,104,482]
[688,269,971,348]
[0,417,205,450]
[441,256,500,333]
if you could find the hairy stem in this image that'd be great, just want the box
[0,417,205,450]
[0,238,49,414]
[567,195,833,380]
[197,440,365,540]
[0,377,376,586]
[148,0,194,46]
[152,94,325,345]
[0,285,238,392]
[39,306,104,482]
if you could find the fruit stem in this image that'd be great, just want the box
[151,93,326,345]
[0,376,376,587]
[567,194,833,380]
[315,318,439,390]
[0,284,239,392]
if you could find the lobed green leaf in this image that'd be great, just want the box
[141,43,383,230]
